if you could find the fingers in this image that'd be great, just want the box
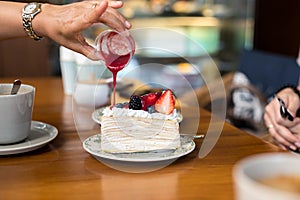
[107,0,132,28]
[47,0,132,60]
[67,0,131,58]
[287,93,300,115]
[86,1,131,32]
[266,97,296,127]
[264,102,300,151]
[98,7,131,32]
[290,118,300,133]
[71,34,103,60]
[94,0,109,12]
[278,88,300,115]
[269,122,299,150]
[78,44,101,61]
[87,0,109,24]
[64,37,103,61]
[108,0,123,9]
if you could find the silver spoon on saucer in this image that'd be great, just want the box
[11,79,21,95]
[180,134,205,139]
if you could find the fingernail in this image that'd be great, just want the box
[125,20,131,29]
[295,142,300,148]
[279,145,287,150]
[289,145,297,151]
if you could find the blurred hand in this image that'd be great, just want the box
[264,87,300,150]
[35,0,131,60]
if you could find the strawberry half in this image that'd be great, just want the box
[141,92,162,110]
[154,89,175,114]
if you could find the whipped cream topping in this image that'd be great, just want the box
[102,107,178,121]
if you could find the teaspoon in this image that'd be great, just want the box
[180,134,205,139]
[11,79,21,95]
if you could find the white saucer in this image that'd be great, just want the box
[91,107,106,125]
[0,121,58,155]
[83,134,195,162]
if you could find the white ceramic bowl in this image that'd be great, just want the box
[233,153,300,200]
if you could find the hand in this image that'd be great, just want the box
[264,87,300,150]
[35,0,131,60]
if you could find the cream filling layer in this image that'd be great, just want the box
[101,116,180,153]
[102,107,178,121]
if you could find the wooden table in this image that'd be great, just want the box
[0,77,281,200]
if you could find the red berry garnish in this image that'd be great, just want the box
[141,92,162,111]
[155,91,162,99]
[154,89,175,114]
[141,93,157,110]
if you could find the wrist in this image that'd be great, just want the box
[31,3,47,38]
[33,3,58,39]
[22,2,43,41]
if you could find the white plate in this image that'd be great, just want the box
[0,121,58,155]
[91,107,183,125]
[91,107,107,125]
[83,134,195,162]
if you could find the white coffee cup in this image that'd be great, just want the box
[233,152,300,200]
[0,84,35,144]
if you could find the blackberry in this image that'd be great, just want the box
[129,95,142,110]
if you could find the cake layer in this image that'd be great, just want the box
[101,116,180,153]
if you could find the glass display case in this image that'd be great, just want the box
[118,0,255,72]
[5,0,254,78]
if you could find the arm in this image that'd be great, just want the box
[0,0,131,60]
[0,1,26,39]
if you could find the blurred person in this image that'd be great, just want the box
[264,49,300,151]
[0,0,131,60]
[264,86,300,151]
